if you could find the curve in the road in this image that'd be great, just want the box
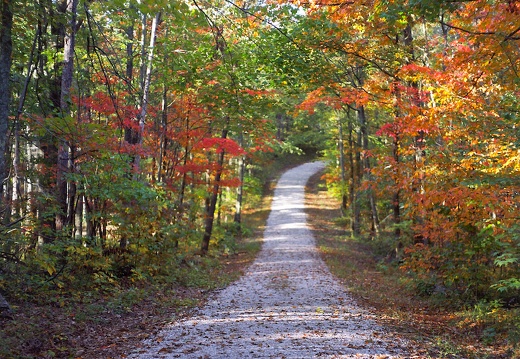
[128,161,408,359]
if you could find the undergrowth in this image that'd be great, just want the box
[0,153,312,358]
[306,170,520,359]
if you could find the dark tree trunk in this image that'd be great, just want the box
[338,114,347,214]
[0,0,13,317]
[157,84,168,183]
[392,135,401,241]
[357,105,380,236]
[346,119,359,236]
[352,129,362,237]
[234,129,245,224]
[0,0,13,215]
[201,129,228,254]
[0,292,12,319]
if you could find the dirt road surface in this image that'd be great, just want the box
[127,161,409,359]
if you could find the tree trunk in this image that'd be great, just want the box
[85,196,95,244]
[13,26,39,221]
[337,114,347,214]
[201,129,228,254]
[217,188,223,225]
[354,65,380,237]
[234,154,245,225]
[139,13,147,92]
[346,118,357,236]
[392,134,401,241]
[12,115,20,219]
[357,105,380,236]
[0,0,13,216]
[124,18,138,148]
[234,128,245,225]
[55,0,78,233]
[157,84,168,182]
[351,123,361,237]
[403,22,427,244]
[133,12,160,173]
[0,292,12,319]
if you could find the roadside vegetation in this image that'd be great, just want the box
[0,154,311,359]
[3,152,518,359]
[306,170,520,359]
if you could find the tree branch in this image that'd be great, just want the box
[503,25,520,41]
[439,20,495,36]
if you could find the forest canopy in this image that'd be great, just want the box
[0,0,518,347]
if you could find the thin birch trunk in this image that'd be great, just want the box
[157,84,168,182]
[56,0,78,232]
[124,17,136,146]
[133,12,160,173]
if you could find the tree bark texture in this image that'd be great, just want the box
[56,0,79,232]
[0,0,13,206]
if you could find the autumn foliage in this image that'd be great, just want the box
[0,0,519,355]
[0,0,281,313]
[291,0,520,304]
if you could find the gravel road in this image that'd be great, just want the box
[128,161,409,358]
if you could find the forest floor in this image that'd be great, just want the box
[1,159,517,358]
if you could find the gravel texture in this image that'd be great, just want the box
[128,161,409,358]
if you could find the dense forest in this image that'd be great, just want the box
[0,0,519,357]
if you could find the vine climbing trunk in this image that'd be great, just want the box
[13,26,39,221]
